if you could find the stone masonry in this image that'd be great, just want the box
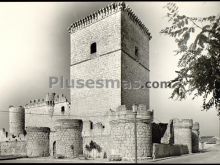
[69,2,152,160]
[109,104,153,160]
[192,122,200,153]
[0,129,8,142]
[25,93,71,129]
[9,106,25,136]
[26,127,50,157]
[173,119,193,153]
[53,119,83,158]
[161,119,174,144]
[70,2,151,117]
[0,141,26,156]
[82,120,110,159]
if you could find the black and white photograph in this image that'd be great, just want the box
[0,1,220,163]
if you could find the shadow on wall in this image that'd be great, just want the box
[152,123,168,143]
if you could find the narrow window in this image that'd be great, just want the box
[90,42,97,54]
[135,46,139,57]
[90,122,93,130]
[61,106,65,114]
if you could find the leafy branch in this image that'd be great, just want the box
[161,2,220,111]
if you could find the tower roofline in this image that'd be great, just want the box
[68,2,152,40]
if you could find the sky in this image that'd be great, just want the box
[0,2,220,136]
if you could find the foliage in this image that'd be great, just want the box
[85,140,102,153]
[161,2,220,111]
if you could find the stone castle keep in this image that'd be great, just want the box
[0,2,200,160]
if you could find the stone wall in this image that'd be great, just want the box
[121,7,150,69]
[70,10,122,116]
[70,10,121,66]
[152,123,167,143]
[192,122,200,153]
[152,143,189,159]
[70,2,151,116]
[0,141,26,156]
[53,119,83,158]
[70,51,122,116]
[173,119,193,153]
[49,131,56,157]
[26,127,50,157]
[0,129,8,142]
[25,93,71,131]
[110,120,152,160]
[109,105,153,160]
[121,9,150,110]
[121,52,150,110]
[161,119,174,144]
[82,118,111,159]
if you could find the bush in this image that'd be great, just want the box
[85,140,102,153]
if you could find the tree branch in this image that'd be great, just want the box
[188,17,203,29]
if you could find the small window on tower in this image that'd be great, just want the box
[90,122,93,130]
[135,46,139,58]
[61,106,65,114]
[90,42,97,54]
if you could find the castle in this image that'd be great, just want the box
[0,2,200,161]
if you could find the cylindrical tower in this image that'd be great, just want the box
[192,122,200,153]
[109,105,153,160]
[53,119,83,158]
[9,106,25,136]
[26,127,50,157]
[173,119,193,153]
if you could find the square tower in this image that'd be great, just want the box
[69,2,151,116]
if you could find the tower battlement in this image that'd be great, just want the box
[173,118,193,129]
[25,93,69,109]
[110,104,153,123]
[68,2,151,39]
[192,122,199,130]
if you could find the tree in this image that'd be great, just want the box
[160,2,220,111]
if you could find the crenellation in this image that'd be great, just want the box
[173,119,193,129]
[110,104,153,123]
[68,2,151,39]
[25,101,46,109]
[25,93,70,109]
